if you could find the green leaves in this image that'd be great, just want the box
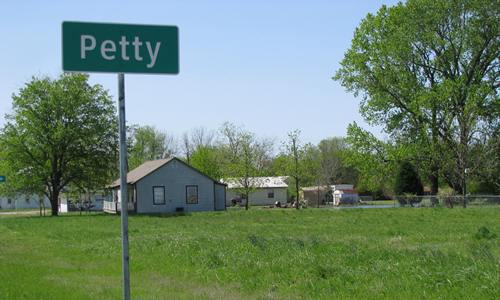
[128,125,176,170]
[190,146,223,181]
[394,161,424,196]
[217,123,274,209]
[335,0,499,194]
[0,74,118,213]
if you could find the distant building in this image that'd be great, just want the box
[301,186,331,207]
[0,192,103,213]
[105,157,226,214]
[301,184,359,206]
[0,194,50,210]
[223,176,289,206]
[332,184,359,205]
[59,192,106,213]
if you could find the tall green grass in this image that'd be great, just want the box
[0,207,498,299]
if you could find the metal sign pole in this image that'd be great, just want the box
[118,73,131,300]
[62,21,178,300]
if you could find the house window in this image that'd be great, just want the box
[186,185,198,204]
[267,190,274,198]
[7,198,12,204]
[153,186,165,205]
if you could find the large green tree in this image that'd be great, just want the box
[281,130,309,208]
[128,125,177,169]
[467,131,500,193]
[190,145,223,181]
[181,127,215,164]
[334,0,499,198]
[0,74,117,216]
[317,137,358,185]
[343,123,397,194]
[219,123,273,210]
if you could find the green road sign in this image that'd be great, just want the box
[62,21,179,74]
[0,176,5,183]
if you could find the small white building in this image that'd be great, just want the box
[332,184,359,205]
[302,184,359,206]
[224,176,289,206]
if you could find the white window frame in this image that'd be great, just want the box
[153,186,166,205]
[186,185,198,204]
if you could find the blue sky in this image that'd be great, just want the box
[0,0,398,145]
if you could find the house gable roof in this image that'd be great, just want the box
[109,158,172,187]
[109,157,226,188]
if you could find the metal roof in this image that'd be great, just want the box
[302,186,330,191]
[302,185,356,192]
[222,176,289,189]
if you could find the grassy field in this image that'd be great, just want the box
[0,207,498,299]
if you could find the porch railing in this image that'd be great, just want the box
[103,200,135,213]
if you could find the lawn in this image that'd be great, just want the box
[0,207,498,299]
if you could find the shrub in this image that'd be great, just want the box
[394,161,424,196]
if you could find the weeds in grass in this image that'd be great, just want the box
[0,208,499,299]
[248,234,267,251]
[474,226,496,240]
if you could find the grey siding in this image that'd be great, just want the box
[226,188,288,206]
[136,159,215,213]
[214,183,226,211]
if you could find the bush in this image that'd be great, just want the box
[394,161,424,196]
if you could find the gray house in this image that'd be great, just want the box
[104,157,226,214]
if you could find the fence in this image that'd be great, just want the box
[103,200,135,213]
[393,195,500,208]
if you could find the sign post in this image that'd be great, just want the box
[117,72,130,299]
[62,21,179,300]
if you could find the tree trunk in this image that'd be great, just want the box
[245,192,249,210]
[41,194,46,216]
[460,121,468,208]
[295,178,299,210]
[430,167,439,195]
[317,183,320,208]
[430,105,439,196]
[50,189,60,216]
[428,171,439,206]
[462,175,467,208]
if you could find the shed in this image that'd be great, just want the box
[332,184,359,205]
[104,157,226,214]
[301,184,359,206]
[301,186,332,206]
